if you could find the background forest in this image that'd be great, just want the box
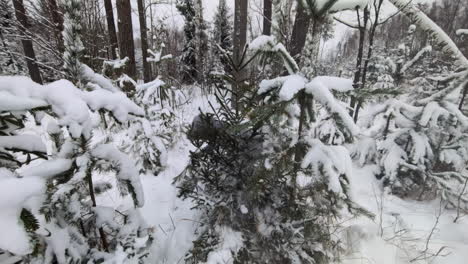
[0,0,468,263]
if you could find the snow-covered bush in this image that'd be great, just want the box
[0,76,152,263]
[355,72,468,209]
[350,6,468,210]
[121,78,184,175]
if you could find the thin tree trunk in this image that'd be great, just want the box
[137,0,151,82]
[104,0,118,59]
[233,0,248,64]
[47,0,64,53]
[116,0,136,79]
[233,0,248,111]
[12,0,43,84]
[84,154,109,252]
[354,1,383,122]
[263,0,272,36]
[195,0,206,87]
[349,7,369,119]
[290,1,311,59]
[459,81,468,111]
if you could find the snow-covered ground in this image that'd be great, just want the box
[343,164,468,264]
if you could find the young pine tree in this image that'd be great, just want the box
[211,0,233,73]
[176,35,368,264]
[177,0,198,83]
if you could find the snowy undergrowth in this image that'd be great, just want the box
[109,86,468,264]
[341,165,468,264]
[136,89,468,264]
[96,86,216,263]
[9,80,466,263]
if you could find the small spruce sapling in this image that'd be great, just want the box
[176,35,369,263]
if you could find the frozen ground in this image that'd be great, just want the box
[342,164,468,264]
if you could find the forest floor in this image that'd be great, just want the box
[98,88,468,264]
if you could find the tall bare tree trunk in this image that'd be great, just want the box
[233,0,247,64]
[104,0,118,59]
[290,1,311,59]
[354,2,383,122]
[233,0,248,111]
[47,0,64,53]
[137,0,151,82]
[12,0,42,84]
[263,0,272,36]
[116,0,136,79]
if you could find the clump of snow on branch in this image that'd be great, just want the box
[91,144,145,207]
[0,76,143,137]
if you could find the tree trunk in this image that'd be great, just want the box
[349,7,369,120]
[116,0,136,79]
[104,0,119,59]
[47,0,64,53]
[290,1,311,59]
[232,0,248,111]
[137,0,151,82]
[263,0,272,36]
[354,2,383,122]
[233,0,248,64]
[12,0,43,84]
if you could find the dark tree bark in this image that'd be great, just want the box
[233,0,247,65]
[47,0,64,53]
[354,1,383,122]
[263,0,272,36]
[232,0,248,110]
[104,0,119,59]
[349,7,369,120]
[12,0,43,84]
[116,0,136,79]
[290,1,311,59]
[137,0,151,82]
[459,81,468,111]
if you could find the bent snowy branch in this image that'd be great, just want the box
[388,0,468,67]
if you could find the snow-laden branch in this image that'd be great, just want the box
[400,45,432,73]
[388,0,468,67]
[91,144,144,208]
[249,35,300,74]
[456,29,468,36]
[258,74,359,135]
[302,0,369,16]
[0,76,144,137]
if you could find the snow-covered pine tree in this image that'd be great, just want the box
[61,0,84,84]
[0,76,151,263]
[177,0,198,83]
[176,35,368,263]
[194,0,208,86]
[0,79,50,261]
[0,0,24,75]
[121,78,184,175]
[355,73,468,208]
[351,6,468,208]
[1,1,153,261]
[270,0,293,45]
[211,0,232,73]
[145,21,172,80]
